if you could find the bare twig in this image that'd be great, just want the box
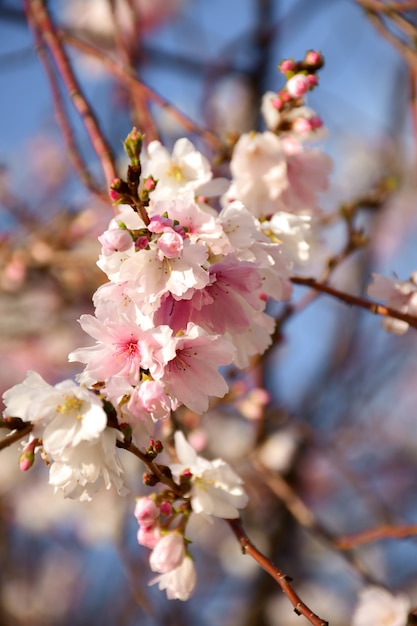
[227,519,329,626]
[61,31,224,152]
[24,0,118,190]
[27,11,109,202]
[335,523,417,549]
[0,423,33,451]
[291,276,417,330]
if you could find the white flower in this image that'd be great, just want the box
[367,273,417,335]
[2,372,107,447]
[2,371,126,501]
[149,532,185,573]
[170,432,248,519]
[48,428,127,502]
[352,586,410,626]
[142,138,228,201]
[149,555,197,601]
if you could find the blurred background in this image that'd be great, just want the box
[1,1,417,624]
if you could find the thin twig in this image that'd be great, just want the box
[28,11,109,202]
[24,0,118,189]
[227,519,329,626]
[291,276,417,330]
[335,523,417,549]
[62,31,224,152]
[0,423,33,451]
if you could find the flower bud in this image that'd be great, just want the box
[124,127,144,166]
[134,496,160,527]
[279,59,295,74]
[149,532,185,573]
[304,50,323,68]
[286,74,310,99]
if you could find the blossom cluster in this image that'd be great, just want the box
[2,52,333,600]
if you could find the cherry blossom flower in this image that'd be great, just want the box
[149,555,197,601]
[367,273,417,335]
[48,428,126,502]
[224,132,332,217]
[2,371,126,500]
[164,323,235,414]
[69,312,176,385]
[142,138,228,201]
[170,431,249,518]
[352,586,410,626]
[2,371,107,445]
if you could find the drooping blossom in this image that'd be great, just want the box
[149,555,197,601]
[170,431,249,518]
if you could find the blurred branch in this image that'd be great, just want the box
[23,0,118,193]
[335,523,417,549]
[61,31,224,152]
[106,0,159,141]
[27,13,109,203]
[291,276,417,330]
[227,519,329,626]
[0,422,33,451]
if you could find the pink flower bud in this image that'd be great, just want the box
[160,502,173,517]
[305,50,323,66]
[19,451,35,472]
[99,228,133,255]
[157,231,184,259]
[148,215,174,233]
[134,496,160,527]
[149,532,185,573]
[292,118,313,134]
[135,235,149,251]
[144,176,157,191]
[272,96,283,110]
[137,524,161,549]
[279,59,295,73]
[307,74,318,88]
[310,115,323,129]
[286,74,310,98]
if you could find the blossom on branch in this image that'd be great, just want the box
[170,431,249,519]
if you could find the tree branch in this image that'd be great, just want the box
[227,519,329,626]
[291,276,417,330]
[24,0,118,190]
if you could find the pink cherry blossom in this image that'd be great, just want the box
[164,323,235,414]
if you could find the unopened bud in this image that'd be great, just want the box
[286,74,310,99]
[279,59,295,74]
[143,472,159,486]
[124,128,144,166]
[304,50,324,68]
[160,501,173,517]
[19,450,35,472]
[307,74,318,88]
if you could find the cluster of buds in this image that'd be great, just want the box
[134,493,196,600]
[262,50,324,135]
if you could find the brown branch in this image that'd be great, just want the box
[356,2,417,71]
[107,0,159,142]
[291,276,417,330]
[27,11,109,202]
[227,519,329,626]
[24,0,118,190]
[335,523,417,549]
[356,0,417,10]
[0,423,33,451]
[61,31,224,152]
